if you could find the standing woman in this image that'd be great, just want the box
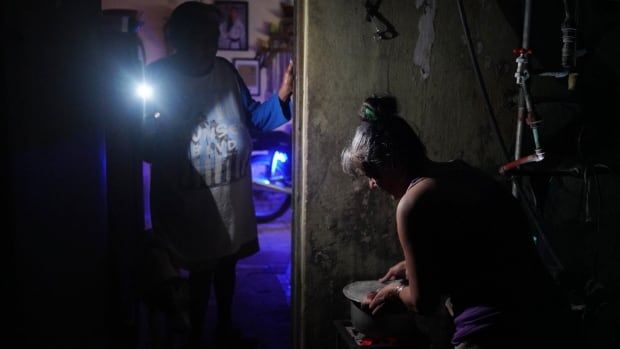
[141,2,293,348]
[341,95,572,348]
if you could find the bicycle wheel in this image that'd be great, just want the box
[251,148,292,223]
[253,186,291,223]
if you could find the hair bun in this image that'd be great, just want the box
[359,95,398,122]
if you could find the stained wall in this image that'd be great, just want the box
[294,1,620,348]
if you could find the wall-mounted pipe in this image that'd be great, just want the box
[456,0,563,274]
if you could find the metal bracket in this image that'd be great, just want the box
[364,0,399,40]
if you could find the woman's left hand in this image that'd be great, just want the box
[278,61,294,102]
[362,283,400,315]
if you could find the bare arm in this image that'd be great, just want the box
[378,260,406,283]
[367,178,439,315]
[395,178,439,314]
[278,61,294,102]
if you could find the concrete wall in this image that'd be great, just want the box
[295,1,522,348]
[296,0,620,348]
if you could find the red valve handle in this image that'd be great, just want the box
[512,48,533,56]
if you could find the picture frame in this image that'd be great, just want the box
[215,1,249,51]
[233,58,260,96]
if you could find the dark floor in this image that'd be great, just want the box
[141,165,292,349]
[210,208,292,349]
[144,209,292,349]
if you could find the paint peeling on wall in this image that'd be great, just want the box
[413,0,436,80]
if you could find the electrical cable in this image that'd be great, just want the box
[455,0,510,160]
[593,167,603,279]
[584,166,591,223]
[456,0,564,273]
[577,122,608,280]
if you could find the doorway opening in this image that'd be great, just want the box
[101,1,295,348]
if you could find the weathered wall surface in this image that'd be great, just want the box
[296,1,520,348]
[297,0,620,348]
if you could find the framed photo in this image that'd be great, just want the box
[215,1,249,51]
[233,58,260,96]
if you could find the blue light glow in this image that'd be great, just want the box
[271,150,288,177]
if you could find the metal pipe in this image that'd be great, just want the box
[512,0,532,196]
[522,0,532,49]
[500,154,542,175]
[522,84,544,158]
[513,92,525,196]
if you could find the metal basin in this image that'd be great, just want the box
[343,280,417,338]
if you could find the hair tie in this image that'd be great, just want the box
[359,102,379,122]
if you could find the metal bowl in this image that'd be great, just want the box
[343,280,416,338]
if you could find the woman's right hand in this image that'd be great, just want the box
[278,61,294,102]
[379,260,406,283]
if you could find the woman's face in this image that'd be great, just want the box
[173,13,220,63]
[366,167,397,195]
[179,24,218,57]
[368,177,379,190]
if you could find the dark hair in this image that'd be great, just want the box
[342,95,427,178]
[164,1,221,49]
[226,6,239,32]
[358,95,398,122]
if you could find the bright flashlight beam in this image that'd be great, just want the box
[136,83,153,99]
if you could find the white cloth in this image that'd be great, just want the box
[145,58,260,268]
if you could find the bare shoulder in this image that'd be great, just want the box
[396,178,439,246]
[397,178,438,218]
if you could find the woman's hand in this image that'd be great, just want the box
[361,283,400,315]
[379,260,407,283]
[278,61,294,102]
